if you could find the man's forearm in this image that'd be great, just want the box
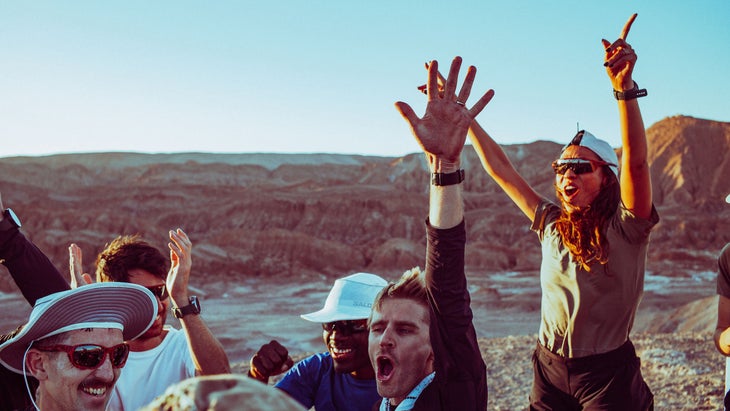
[180,315,231,375]
[429,184,463,230]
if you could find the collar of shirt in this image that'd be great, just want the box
[379,372,436,411]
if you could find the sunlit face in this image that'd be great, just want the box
[128,268,168,344]
[555,146,607,213]
[368,298,434,407]
[321,319,373,379]
[30,328,124,411]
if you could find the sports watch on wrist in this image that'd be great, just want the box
[0,209,22,231]
[613,81,647,101]
[431,169,465,186]
[172,296,201,319]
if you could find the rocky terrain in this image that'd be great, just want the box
[1,115,729,409]
[1,115,727,284]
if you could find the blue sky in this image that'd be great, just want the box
[2,1,728,158]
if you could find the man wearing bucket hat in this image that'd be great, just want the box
[0,282,157,411]
[713,193,730,409]
[248,272,387,411]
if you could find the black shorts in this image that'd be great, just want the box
[529,340,653,411]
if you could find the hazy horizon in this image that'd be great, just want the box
[2,114,722,160]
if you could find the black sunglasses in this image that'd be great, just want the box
[35,343,130,369]
[551,159,609,176]
[146,284,169,300]
[322,320,368,335]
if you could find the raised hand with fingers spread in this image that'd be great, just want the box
[395,56,494,173]
[366,57,490,411]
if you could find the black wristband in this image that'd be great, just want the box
[613,81,647,101]
[431,169,464,186]
[172,296,201,319]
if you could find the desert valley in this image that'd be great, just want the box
[1,115,729,409]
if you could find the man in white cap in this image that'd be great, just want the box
[0,282,157,411]
[248,272,387,411]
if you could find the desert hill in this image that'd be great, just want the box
[1,115,729,409]
[1,115,727,287]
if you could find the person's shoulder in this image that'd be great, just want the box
[531,199,560,232]
[284,352,333,377]
[721,243,730,256]
[133,327,186,357]
[158,326,185,342]
[614,203,659,233]
[719,243,730,272]
[163,325,183,336]
[296,352,332,367]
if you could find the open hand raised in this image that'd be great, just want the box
[395,56,494,172]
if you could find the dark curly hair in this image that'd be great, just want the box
[95,235,168,282]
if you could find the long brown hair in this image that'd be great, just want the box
[554,165,621,271]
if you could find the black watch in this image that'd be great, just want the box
[613,82,647,101]
[172,296,201,319]
[0,209,22,231]
[431,169,465,186]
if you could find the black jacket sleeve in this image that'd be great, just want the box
[0,227,69,306]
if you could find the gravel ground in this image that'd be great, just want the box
[482,332,724,411]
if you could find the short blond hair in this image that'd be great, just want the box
[370,267,428,319]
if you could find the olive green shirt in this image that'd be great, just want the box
[531,200,659,358]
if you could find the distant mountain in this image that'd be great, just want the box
[1,115,728,292]
[647,115,730,208]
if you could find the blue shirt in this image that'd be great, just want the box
[275,352,380,411]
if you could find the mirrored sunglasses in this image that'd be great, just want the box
[322,320,368,335]
[35,343,130,369]
[551,158,609,176]
[146,284,169,300]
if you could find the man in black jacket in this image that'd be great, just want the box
[367,57,491,410]
[0,193,71,410]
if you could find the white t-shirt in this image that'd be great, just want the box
[107,326,196,411]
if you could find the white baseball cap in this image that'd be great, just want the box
[300,273,388,323]
[563,130,619,176]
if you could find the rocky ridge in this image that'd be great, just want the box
[1,115,727,287]
[1,115,729,409]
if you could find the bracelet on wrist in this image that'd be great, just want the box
[431,169,465,186]
[613,81,647,101]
